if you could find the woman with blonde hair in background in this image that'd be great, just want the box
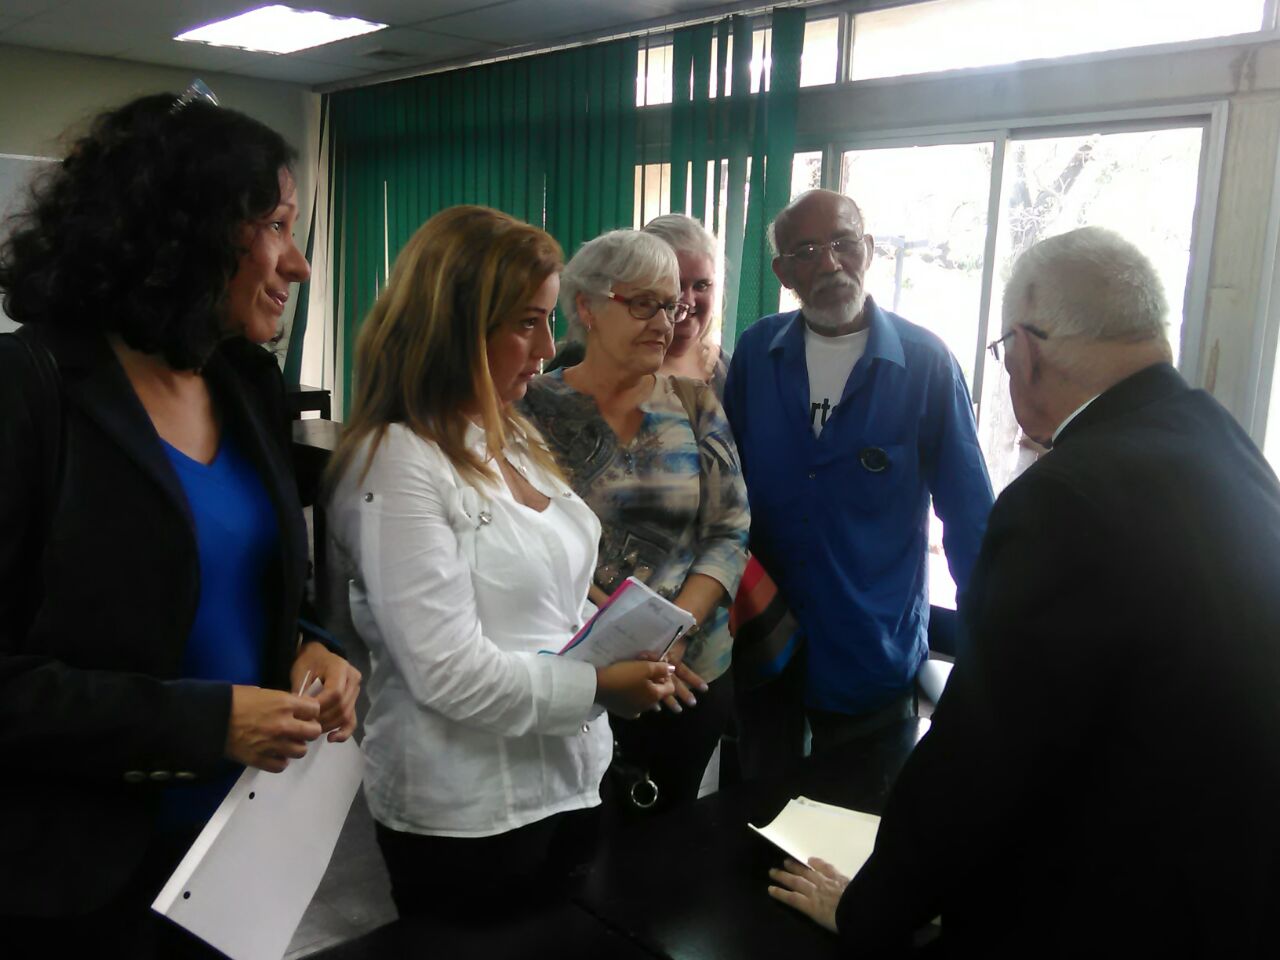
[522,229,749,817]
[325,206,675,920]
[643,214,729,399]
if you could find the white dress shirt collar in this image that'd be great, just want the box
[1051,394,1100,447]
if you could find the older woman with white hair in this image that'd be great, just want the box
[521,229,750,815]
[642,214,729,399]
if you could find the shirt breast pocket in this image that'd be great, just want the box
[835,442,912,515]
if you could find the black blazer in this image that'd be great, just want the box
[0,325,312,917]
[837,364,1280,957]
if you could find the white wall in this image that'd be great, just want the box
[0,44,320,341]
[0,155,54,331]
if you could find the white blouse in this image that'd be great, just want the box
[328,421,610,837]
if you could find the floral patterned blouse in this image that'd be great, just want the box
[520,371,750,681]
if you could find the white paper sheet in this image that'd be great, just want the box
[557,576,695,668]
[152,730,365,960]
[749,795,881,878]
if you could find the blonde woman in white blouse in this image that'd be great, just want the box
[326,206,675,921]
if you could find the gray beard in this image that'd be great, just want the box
[802,289,867,335]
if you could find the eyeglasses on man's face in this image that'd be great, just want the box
[780,234,867,264]
[987,324,1050,363]
[607,292,691,324]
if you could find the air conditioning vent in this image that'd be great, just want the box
[362,48,416,62]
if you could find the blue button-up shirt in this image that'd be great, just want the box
[724,298,993,714]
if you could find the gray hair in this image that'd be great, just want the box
[768,189,864,255]
[559,229,679,341]
[642,214,716,261]
[1002,227,1170,358]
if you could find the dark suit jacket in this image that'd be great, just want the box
[837,364,1280,957]
[0,325,312,917]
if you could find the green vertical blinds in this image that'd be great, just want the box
[665,9,805,351]
[325,38,640,412]
[323,9,805,412]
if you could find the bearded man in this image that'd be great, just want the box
[723,189,993,774]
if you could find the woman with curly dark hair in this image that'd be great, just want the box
[0,89,360,956]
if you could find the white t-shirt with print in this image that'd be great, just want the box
[804,321,870,437]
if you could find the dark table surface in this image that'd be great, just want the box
[311,896,658,960]
[576,717,930,960]
[312,718,928,960]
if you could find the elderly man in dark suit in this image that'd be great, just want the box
[768,226,1280,957]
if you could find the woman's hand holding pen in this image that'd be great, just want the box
[595,660,676,717]
[656,572,722,713]
[653,637,708,714]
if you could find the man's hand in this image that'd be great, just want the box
[767,857,850,933]
[291,641,362,741]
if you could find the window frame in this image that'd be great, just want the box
[840,0,1278,86]
[824,104,1225,412]
[627,4,1249,439]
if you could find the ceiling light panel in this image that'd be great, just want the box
[175,4,387,56]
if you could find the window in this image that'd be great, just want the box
[977,126,1204,493]
[633,158,733,347]
[800,17,840,87]
[634,163,672,226]
[807,124,1205,609]
[635,12,840,107]
[732,26,772,96]
[637,30,770,106]
[849,0,1267,82]
[778,151,826,314]
[636,42,674,107]
[840,142,993,388]
[837,142,995,610]
[1265,349,1280,474]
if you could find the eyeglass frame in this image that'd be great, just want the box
[606,291,691,324]
[778,233,869,265]
[987,323,1049,363]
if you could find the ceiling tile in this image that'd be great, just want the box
[0,0,72,17]
[0,0,247,57]
[117,38,246,75]
[1,18,131,57]
[311,0,485,27]
[0,0,751,86]
[293,25,501,68]
[425,0,671,47]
